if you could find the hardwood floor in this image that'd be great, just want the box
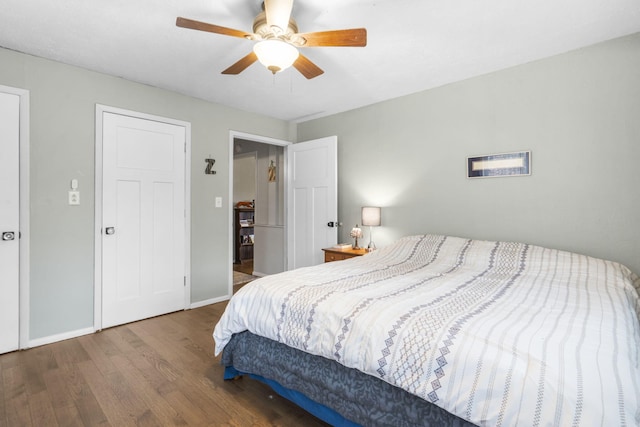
[233,259,254,275]
[0,302,330,426]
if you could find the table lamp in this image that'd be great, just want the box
[361,206,381,250]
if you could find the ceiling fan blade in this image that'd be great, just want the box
[296,28,367,47]
[222,52,258,75]
[293,54,324,79]
[176,17,253,39]
[264,0,294,34]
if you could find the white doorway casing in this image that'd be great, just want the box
[0,85,30,354]
[228,132,338,297]
[95,105,191,330]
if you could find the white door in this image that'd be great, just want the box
[101,112,186,328]
[0,91,20,353]
[286,136,338,269]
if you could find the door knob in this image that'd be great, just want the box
[2,231,16,241]
[105,227,116,235]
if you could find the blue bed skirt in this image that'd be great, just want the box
[221,331,476,427]
[225,366,360,427]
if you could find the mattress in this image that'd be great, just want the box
[214,234,640,426]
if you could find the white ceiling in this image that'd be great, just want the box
[1,0,639,122]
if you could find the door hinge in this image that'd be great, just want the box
[184,276,186,287]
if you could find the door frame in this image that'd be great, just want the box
[0,85,30,350]
[228,131,290,297]
[94,105,192,331]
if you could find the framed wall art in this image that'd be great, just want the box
[467,151,531,178]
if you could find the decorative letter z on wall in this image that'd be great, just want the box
[205,158,216,175]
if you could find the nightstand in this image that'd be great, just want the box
[322,247,368,263]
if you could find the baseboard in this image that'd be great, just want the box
[190,295,230,309]
[25,299,233,348]
[251,271,267,277]
[28,326,95,349]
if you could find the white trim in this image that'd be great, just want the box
[250,271,268,278]
[228,131,291,298]
[94,104,192,331]
[184,124,192,309]
[190,296,229,309]
[18,89,30,351]
[230,131,292,147]
[28,327,94,349]
[94,107,104,330]
[0,85,31,350]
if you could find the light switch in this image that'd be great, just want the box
[69,190,80,205]
[215,196,222,208]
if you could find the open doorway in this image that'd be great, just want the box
[232,150,256,277]
[232,135,287,291]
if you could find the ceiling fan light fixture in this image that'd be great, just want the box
[264,0,294,35]
[253,40,299,74]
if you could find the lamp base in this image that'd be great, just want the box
[367,225,377,251]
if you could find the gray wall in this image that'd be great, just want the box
[3,31,639,343]
[234,139,285,226]
[297,33,640,276]
[233,153,257,204]
[0,47,291,340]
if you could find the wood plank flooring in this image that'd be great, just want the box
[233,260,253,275]
[0,302,330,426]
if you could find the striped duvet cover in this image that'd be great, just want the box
[214,234,640,426]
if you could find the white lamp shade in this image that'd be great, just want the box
[253,40,299,74]
[361,206,381,226]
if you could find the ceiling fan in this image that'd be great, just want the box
[176,0,367,79]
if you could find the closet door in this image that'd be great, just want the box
[101,111,187,329]
[0,91,20,354]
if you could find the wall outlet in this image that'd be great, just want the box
[215,196,222,208]
[69,190,80,205]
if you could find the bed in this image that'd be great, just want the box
[214,234,640,426]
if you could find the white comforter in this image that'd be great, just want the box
[214,235,640,426]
